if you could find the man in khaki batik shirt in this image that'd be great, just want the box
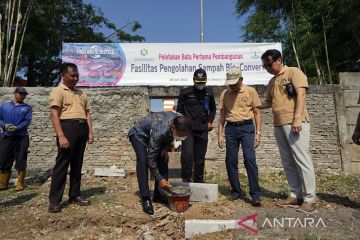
[48,62,94,213]
[218,68,262,207]
[261,49,317,214]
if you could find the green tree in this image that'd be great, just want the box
[235,0,360,84]
[1,0,144,86]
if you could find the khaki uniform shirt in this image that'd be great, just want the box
[49,84,90,120]
[265,66,310,126]
[219,85,261,122]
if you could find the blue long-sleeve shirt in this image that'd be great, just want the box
[0,101,32,137]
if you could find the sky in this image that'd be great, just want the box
[84,0,246,43]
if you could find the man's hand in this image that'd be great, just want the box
[254,134,261,149]
[292,116,302,133]
[58,135,70,149]
[159,179,171,188]
[5,124,17,132]
[218,135,224,149]
[352,130,360,145]
[5,124,13,131]
[88,132,94,144]
[208,122,213,132]
[161,149,169,163]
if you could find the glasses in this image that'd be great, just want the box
[262,62,274,69]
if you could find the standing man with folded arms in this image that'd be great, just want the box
[48,62,94,213]
[218,68,262,207]
[260,49,317,214]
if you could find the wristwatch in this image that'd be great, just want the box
[256,131,262,136]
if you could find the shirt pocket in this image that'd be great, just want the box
[63,96,73,106]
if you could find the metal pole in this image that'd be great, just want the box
[200,0,204,42]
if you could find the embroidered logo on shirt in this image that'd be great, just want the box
[241,96,249,102]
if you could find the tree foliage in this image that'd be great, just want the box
[0,0,144,86]
[235,0,360,84]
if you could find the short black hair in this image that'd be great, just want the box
[261,49,282,62]
[173,115,192,132]
[60,62,78,75]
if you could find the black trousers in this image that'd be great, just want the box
[49,120,88,204]
[180,133,208,183]
[0,135,29,172]
[129,135,168,199]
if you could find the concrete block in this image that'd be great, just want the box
[171,182,218,202]
[185,218,256,238]
[339,72,360,89]
[168,152,181,169]
[94,167,126,177]
[346,110,359,125]
[343,90,360,107]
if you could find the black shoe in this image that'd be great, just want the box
[142,199,154,215]
[228,194,243,201]
[69,196,90,206]
[251,198,262,207]
[48,202,61,213]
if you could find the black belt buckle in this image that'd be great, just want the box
[77,119,86,124]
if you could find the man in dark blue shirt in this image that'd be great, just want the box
[0,87,32,191]
[176,69,216,183]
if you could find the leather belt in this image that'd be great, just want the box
[226,120,253,126]
[60,119,87,124]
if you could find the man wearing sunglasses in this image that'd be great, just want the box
[0,87,32,191]
[260,49,317,214]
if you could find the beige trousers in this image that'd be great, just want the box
[274,123,316,203]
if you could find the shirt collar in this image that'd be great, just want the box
[11,100,25,106]
[276,65,288,76]
[60,83,77,92]
[228,84,245,93]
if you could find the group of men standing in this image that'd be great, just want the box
[129,49,319,215]
[0,49,332,215]
[175,49,317,213]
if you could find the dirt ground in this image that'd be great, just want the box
[0,171,359,240]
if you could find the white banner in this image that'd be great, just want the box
[62,42,281,86]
